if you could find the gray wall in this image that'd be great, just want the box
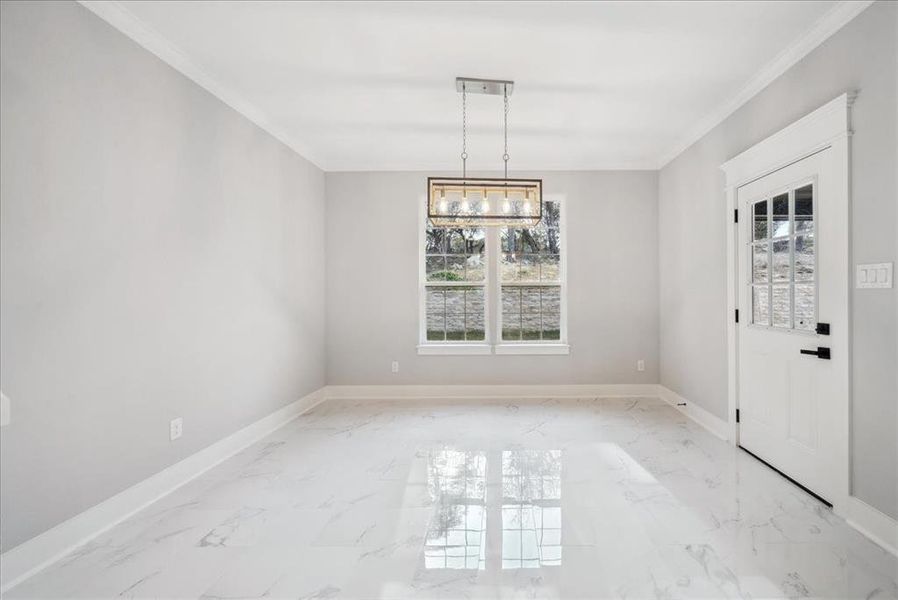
[0,1,327,551]
[326,171,659,386]
[658,0,897,518]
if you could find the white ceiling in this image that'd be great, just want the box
[82,1,868,171]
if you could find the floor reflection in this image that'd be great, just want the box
[424,448,563,571]
[424,449,487,570]
[502,449,562,569]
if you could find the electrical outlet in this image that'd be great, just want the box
[391,361,400,374]
[637,360,645,372]
[170,417,183,441]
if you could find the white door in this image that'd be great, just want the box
[736,148,848,504]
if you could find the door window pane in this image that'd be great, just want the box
[771,193,790,237]
[794,235,814,282]
[752,243,769,283]
[753,285,770,326]
[753,200,768,240]
[771,239,791,282]
[794,284,815,331]
[794,185,813,234]
[772,285,791,328]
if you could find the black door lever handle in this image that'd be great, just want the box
[800,346,831,360]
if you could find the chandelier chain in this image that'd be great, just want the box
[503,84,510,179]
[461,82,467,179]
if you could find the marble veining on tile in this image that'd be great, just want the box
[6,397,897,599]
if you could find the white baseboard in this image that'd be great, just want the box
[0,387,327,593]
[323,383,660,400]
[846,496,898,557]
[656,385,729,441]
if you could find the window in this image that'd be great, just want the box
[420,199,567,354]
[424,227,486,342]
[500,201,562,342]
[750,183,815,331]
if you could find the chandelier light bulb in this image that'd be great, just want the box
[461,188,469,212]
[503,199,511,213]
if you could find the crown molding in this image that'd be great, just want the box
[77,0,328,171]
[654,0,874,170]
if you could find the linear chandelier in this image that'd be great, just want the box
[427,77,542,227]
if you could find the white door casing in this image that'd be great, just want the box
[722,93,852,514]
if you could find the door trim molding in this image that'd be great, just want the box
[720,92,853,516]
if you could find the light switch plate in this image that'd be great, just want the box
[856,262,893,289]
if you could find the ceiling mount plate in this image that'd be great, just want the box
[456,77,514,96]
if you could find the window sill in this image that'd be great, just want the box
[417,344,493,356]
[494,343,570,355]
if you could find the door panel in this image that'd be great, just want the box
[787,358,818,450]
[736,149,843,503]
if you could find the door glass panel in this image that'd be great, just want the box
[771,239,790,282]
[752,285,770,325]
[745,183,818,333]
[794,284,815,331]
[772,285,791,328]
[794,185,813,234]
[752,243,769,283]
[794,235,814,282]
[771,194,790,237]
[753,200,768,240]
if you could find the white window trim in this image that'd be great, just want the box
[418,194,568,356]
[494,343,570,355]
[417,344,493,356]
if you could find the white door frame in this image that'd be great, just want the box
[721,93,853,515]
